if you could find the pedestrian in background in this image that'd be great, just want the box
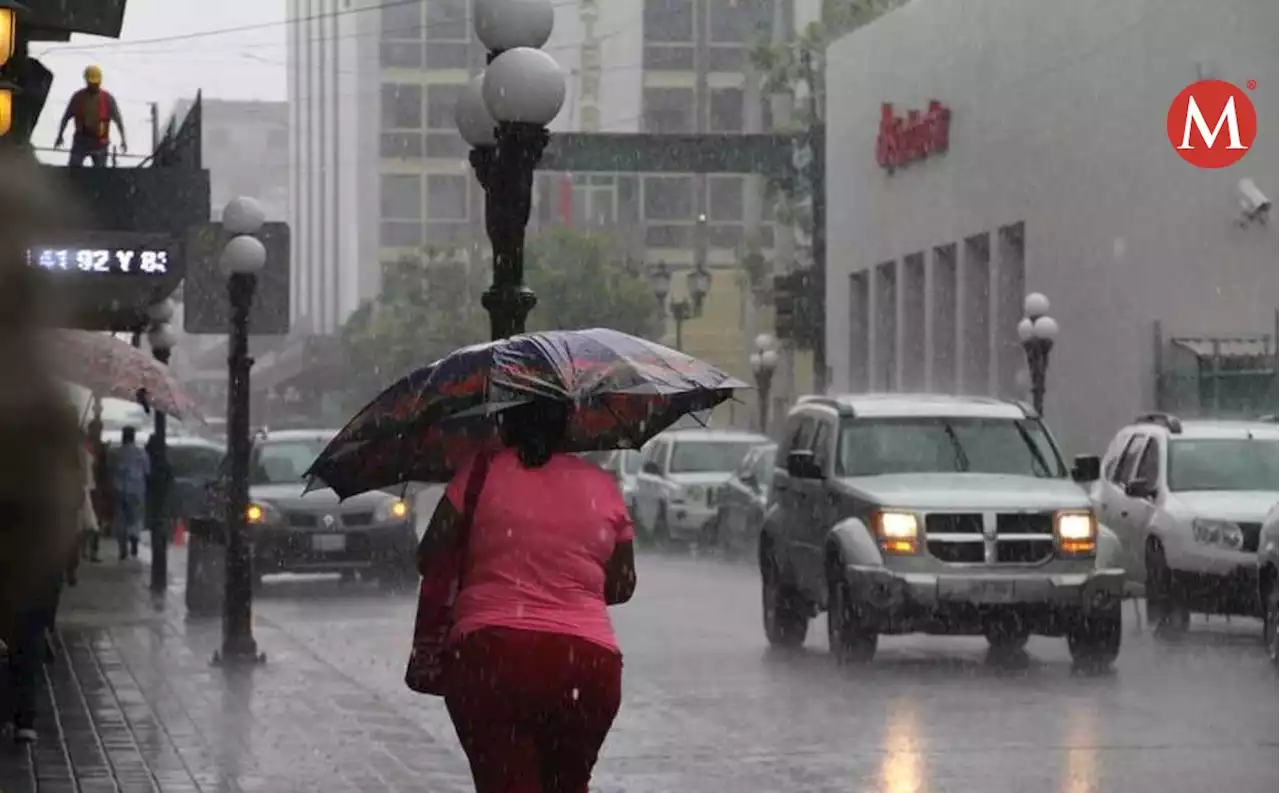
[417,399,637,793]
[53,65,127,167]
[110,425,148,560]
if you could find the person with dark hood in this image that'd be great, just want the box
[0,148,85,743]
[110,425,148,560]
[421,399,637,793]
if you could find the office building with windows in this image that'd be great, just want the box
[823,0,1278,455]
[287,0,818,421]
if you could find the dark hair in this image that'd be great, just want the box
[498,400,570,468]
[121,425,136,444]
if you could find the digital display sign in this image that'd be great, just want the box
[27,245,170,274]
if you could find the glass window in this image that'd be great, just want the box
[380,174,421,220]
[812,423,833,469]
[380,83,422,129]
[425,0,467,40]
[427,174,468,220]
[708,88,744,132]
[643,45,695,70]
[708,0,773,43]
[837,418,1066,478]
[669,441,759,473]
[426,42,470,69]
[252,437,334,484]
[708,175,743,221]
[426,84,463,129]
[643,175,694,220]
[381,1,421,37]
[168,445,225,482]
[1111,435,1145,484]
[642,88,695,134]
[381,42,423,68]
[622,450,643,474]
[380,132,424,159]
[1134,438,1160,484]
[644,0,694,42]
[1167,438,1280,492]
[380,221,422,248]
[754,445,776,483]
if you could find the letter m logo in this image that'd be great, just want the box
[1167,80,1257,169]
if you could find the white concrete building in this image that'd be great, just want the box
[823,0,1278,456]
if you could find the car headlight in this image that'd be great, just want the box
[1055,510,1097,556]
[375,498,412,523]
[1192,518,1244,550]
[685,485,705,502]
[245,501,281,526]
[872,510,920,554]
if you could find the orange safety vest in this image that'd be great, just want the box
[73,89,112,141]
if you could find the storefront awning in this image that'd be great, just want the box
[1171,337,1275,360]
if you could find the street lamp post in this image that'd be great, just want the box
[454,0,566,341]
[670,300,692,351]
[145,299,177,594]
[215,196,267,666]
[1017,292,1059,416]
[750,333,779,434]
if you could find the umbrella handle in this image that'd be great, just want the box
[136,388,152,415]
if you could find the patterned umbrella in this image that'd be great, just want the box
[46,331,203,421]
[306,328,748,497]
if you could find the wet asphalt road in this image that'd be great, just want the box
[250,551,1278,793]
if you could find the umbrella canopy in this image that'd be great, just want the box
[307,328,748,497]
[46,331,203,422]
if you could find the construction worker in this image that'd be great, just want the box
[53,65,127,168]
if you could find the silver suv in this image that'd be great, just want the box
[1085,413,1279,637]
[760,394,1127,670]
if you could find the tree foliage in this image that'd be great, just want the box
[336,229,661,410]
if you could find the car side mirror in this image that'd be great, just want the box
[642,461,662,475]
[1071,454,1101,483]
[787,449,822,479]
[1124,478,1156,499]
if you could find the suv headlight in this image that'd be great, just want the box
[1192,518,1244,550]
[1055,510,1097,556]
[872,510,920,554]
[245,501,281,526]
[375,498,412,523]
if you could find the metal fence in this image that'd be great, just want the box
[1153,322,1278,419]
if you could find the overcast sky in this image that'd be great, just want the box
[31,0,288,164]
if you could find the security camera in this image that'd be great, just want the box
[1237,178,1270,226]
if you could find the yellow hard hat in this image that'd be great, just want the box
[84,65,102,85]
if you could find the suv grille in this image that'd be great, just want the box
[925,511,1056,565]
[1240,522,1262,553]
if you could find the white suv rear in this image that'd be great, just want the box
[1085,413,1279,636]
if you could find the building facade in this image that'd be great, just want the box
[165,98,291,415]
[824,0,1278,456]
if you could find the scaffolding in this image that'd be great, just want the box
[1153,320,1278,419]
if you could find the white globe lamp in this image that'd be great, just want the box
[147,297,176,324]
[482,47,567,125]
[222,196,266,236]
[1023,292,1050,319]
[759,349,779,369]
[473,0,555,52]
[1032,316,1059,341]
[219,235,267,277]
[1016,317,1035,342]
[455,73,497,147]
[148,323,178,352]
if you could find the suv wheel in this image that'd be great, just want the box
[1264,581,1278,665]
[761,550,808,648]
[826,574,877,664]
[1146,542,1189,639]
[1067,600,1122,671]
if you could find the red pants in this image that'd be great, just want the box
[445,627,622,793]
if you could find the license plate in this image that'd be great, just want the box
[970,580,1017,603]
[312,534,345,552]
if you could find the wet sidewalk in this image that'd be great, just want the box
[0,557,472,793]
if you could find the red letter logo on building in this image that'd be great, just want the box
[1167,80,1256,169]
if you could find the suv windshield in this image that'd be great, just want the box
[669,441,758,474]
[252,437,334,484]
[1167,438,1279,492]
[838,417,1064,478]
